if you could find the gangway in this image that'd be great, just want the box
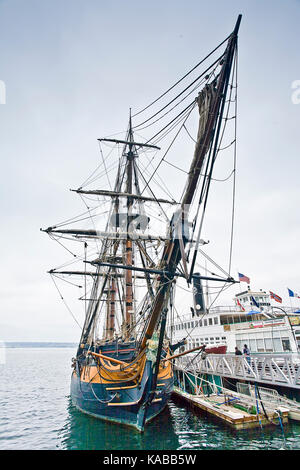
[175,353,300,391]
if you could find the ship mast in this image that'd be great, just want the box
[124,112,135,339]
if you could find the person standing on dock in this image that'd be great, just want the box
[235,347,242,355]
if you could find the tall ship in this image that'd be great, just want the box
[42,16,242,432]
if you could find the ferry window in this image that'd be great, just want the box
[256,339,265,352]
[199,320,202,327]
[264,338,273,352]
[282,338,291,352]
[273,337,282,352]
[195,321,198,327]
[208,318,213,326]
[204,319,208,326]
[191,321,194,328]
[221,336,226,341]
[188,322,191,329]
[205,337,209,341]
[249,339,257,352]
[214,317,218,325]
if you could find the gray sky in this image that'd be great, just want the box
[0,0,299,341]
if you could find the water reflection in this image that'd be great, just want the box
[59,395,300,451]
[60,397,180,450]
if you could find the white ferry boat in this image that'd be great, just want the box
[168,286,300,355]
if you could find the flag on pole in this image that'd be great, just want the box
[236,298,245,311]
[269,291,282,303]
[287,288,300,298]
[250,296,260,309]
[238,272,250,284]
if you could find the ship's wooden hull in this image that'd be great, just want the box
[70,358,173,432]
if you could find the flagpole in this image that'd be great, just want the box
[288,288,293,312]
[237,268,242,293]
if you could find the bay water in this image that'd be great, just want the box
[1,347,300,450]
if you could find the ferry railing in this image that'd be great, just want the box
[175,352,300,390]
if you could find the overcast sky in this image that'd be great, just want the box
[0,0,299,342]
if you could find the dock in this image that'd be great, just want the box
[173,386,289,430]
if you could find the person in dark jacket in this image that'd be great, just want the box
[243,344,251,370]
[235,346,242,355]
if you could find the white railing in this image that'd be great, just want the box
[175,353,300,389]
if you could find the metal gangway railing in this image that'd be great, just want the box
[175,353,300,390]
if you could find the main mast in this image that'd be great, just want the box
[99,112,160,344]
[124,112,135,340]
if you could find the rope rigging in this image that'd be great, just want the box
[132,33,230,118]
[43,22,240,355]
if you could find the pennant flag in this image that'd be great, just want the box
[251,296,260,309]
[238,272,250,284]
[236,298,245,312]
[269,291,282,303]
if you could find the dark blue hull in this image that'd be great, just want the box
[70,359,173,432]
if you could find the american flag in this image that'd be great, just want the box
[238,272,250,284]
[269,291,282,303]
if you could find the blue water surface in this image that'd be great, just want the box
[0,348,299,450]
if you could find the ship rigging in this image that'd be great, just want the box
[42,15,241,432]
